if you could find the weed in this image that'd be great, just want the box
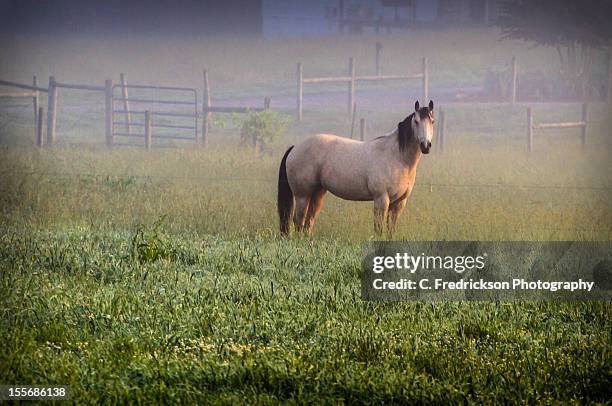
[130,215,170,264]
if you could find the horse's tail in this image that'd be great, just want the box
[278,146,295,236]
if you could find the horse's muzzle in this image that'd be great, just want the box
[420,141,431,154]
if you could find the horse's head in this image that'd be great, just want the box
[399,100,435,154]
[412,100,434,154]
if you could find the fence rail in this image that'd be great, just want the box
[527,104,588,152]
[113,122,196,130]
[533,122,585,129]
[302,73,422,84]
[113,97,197,105]
[55,82,105,92]
[0,91,37,98]
[113,110,196,118]
[296,56,428,121]
[203,106,266,114]
[0,79,48,93]
[117,83,196,91]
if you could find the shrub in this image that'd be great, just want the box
[239,110,288,153]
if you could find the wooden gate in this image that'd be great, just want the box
[111,80,198,147]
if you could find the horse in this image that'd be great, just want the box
[277,100,435,237]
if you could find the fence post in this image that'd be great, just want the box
[144,110,152,150]
[202,70,211,147]
[438,109,445,153]
[348,57,355,115]
[297,62,303,122]
[511,56,517,105]
[32,75,38,127]
[338,0,344,33]
[607,51,611,104]
[422,57,428,103]
[257,96,272,152]
[46,76,58,146]
[527,107,533,152]
[436,110,440,151]
[375,42,383,76]
[194,88,198,145]
[581,103,588,149]
[350,102,357,138]
[36,106,44,148]
[202,70,211,148]
[359,118,366,141]
[104,79,113,147]
[119,73,131,136]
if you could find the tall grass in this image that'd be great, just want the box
[1,105,610,241]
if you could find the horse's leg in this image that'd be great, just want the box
[387,197,407,238]
[373,195,389,236]
[304,187,327,235]
[293,195,311,233]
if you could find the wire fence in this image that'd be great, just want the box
[0,169,609,237]
[1,169,611,192]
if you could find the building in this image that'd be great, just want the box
[263,0,503,37]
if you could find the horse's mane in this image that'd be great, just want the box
[398,113,415,152]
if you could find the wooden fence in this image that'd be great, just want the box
[44,76,107,145]
[296,56,428,121]
[202,70,271,149]
[110,75,199,148]
[1,71,271,150]
[0,77,47,146]
[1,47,609,151]
[526,104,588,152]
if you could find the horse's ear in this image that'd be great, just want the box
[428,100,434,111]
[414,101,420,112]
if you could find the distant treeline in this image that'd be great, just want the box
[0,0,263,37]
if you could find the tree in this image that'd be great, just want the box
[496,0,612,97]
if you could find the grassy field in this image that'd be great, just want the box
[1,130,611,402]
[1,231,611,403]
[1,29,612,403]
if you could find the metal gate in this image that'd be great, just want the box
[111,82,198,147]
